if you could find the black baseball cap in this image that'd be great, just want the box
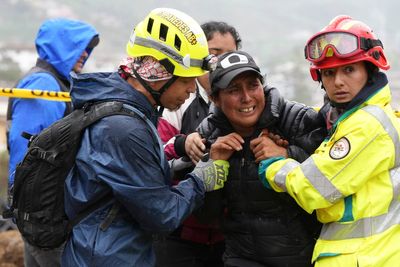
[209,51,263,94]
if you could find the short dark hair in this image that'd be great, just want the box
[201,21,242,50]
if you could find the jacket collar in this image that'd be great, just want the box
[344,71,388,112]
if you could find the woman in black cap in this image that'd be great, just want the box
[185,50,327,266]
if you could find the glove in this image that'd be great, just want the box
[191,155,229,192]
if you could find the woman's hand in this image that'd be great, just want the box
[210,133,244,160]
[250,129,288,163]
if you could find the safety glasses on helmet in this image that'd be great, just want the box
[203,54,218,72]
[304,31,383,63]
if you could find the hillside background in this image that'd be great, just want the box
[1,0,400,198]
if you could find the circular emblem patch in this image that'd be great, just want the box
[329,137,350,160]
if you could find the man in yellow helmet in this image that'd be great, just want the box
[61,8,229,266]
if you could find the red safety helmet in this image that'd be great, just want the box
[304,15,390,81]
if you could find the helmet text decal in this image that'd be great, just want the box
[158,11,197,45]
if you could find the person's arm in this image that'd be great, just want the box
[180,112,221,163]
[259,110,392,218]
[278,101,327,162]
[175,113,214,163]
[86,115,228,234]
[157,117,180,159]
[250,129,288,163]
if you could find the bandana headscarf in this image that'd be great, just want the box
[119,56,173,81]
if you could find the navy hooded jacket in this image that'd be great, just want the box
[62,72,205,267]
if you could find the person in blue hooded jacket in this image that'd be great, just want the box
[6,18,99,267]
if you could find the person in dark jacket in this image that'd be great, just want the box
[6,18,99,267]
[186,51,327,267]
[62,8,230,267]
[155,21,241,267]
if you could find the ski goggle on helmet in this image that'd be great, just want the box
[304,15,390,81]
[126,8,218,77]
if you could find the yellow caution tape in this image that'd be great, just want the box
[0,88,71,102]
[2,87,400,118]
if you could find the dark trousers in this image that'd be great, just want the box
[23,239,63,267]
[154,237,224,267]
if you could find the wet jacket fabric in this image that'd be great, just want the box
[261,73,400,266]
[8,18,98,186]
[62,72,206,267]
[198,86,327,266]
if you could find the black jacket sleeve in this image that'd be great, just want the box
[276,95,327,162]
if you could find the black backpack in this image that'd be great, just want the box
[3,100,162,249]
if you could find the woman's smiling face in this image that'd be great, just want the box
[213,71,265,137]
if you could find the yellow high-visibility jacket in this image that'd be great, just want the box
[260,84,400,266]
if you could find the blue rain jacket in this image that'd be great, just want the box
[8,18,98,185]
[62,72,205,267]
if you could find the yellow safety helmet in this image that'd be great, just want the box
[126,8,214,77]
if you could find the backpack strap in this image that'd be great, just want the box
[67,194,115,233]
[83,101,165,164]
[99,202,120,231]
[68,101,165,232]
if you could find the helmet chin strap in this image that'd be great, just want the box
[131,68,178,108]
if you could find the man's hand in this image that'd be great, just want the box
[185,132,206,164]
[250,129,288,163]
[191,157,229,192]
[210,133,244,160]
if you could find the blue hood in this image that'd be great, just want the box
[35,18,99,80]
[70,72,158,123]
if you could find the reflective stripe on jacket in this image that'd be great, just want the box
[262,83,400,266]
